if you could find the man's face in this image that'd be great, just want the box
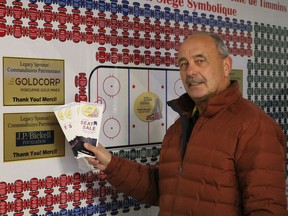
[178,34,232,103]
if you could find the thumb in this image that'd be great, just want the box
[84,143,94,151]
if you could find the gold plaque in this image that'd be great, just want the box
[3,57,65,106]
[3,112,65,162]
[134,92,163,122]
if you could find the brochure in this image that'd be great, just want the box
[54,102,104,159]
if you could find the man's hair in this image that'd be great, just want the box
[190,32,230,58]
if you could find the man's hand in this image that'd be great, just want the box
[84,143,112,171]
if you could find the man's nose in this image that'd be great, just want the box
[185,61,199,76]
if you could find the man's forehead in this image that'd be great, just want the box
[180,35,215,48]
[179,37,217,57]
[179,52,207,59]
[178,47,209,59]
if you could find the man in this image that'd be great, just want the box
[85,32,287,215]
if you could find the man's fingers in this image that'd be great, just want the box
[84,143,93,150]
[85,157,94,163]
[86,157,98,166]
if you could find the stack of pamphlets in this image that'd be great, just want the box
[54,102,104,159]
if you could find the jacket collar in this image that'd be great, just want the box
[167,81,242,118]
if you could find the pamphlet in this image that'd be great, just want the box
[54,102,104,159]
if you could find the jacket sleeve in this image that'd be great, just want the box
[235,117,288,216]
[103,155,159,206]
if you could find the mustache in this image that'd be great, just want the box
[186,77,205,85]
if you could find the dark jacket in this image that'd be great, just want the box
[104,81,287,216]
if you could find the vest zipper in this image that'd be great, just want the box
[179,114,201,175]
[178,164,183,174]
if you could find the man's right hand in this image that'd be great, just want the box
[84,143,112,171]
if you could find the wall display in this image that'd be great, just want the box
[0,0,287,215]
[3,57,65,106]
[3,112,65,162]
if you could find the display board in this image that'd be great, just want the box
[0,0,287,215]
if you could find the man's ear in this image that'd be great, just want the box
[223,56,232,77]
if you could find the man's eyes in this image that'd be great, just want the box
[179,62,188,70]
[195,58,207,64]
[179,59,207,69]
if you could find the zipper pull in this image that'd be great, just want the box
[178,165,182,174]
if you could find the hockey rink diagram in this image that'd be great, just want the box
[88,66,184,148]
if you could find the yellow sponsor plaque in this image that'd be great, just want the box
[3,56,65,106]
[3,112,65,162]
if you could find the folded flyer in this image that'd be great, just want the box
[54,102,104,159]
